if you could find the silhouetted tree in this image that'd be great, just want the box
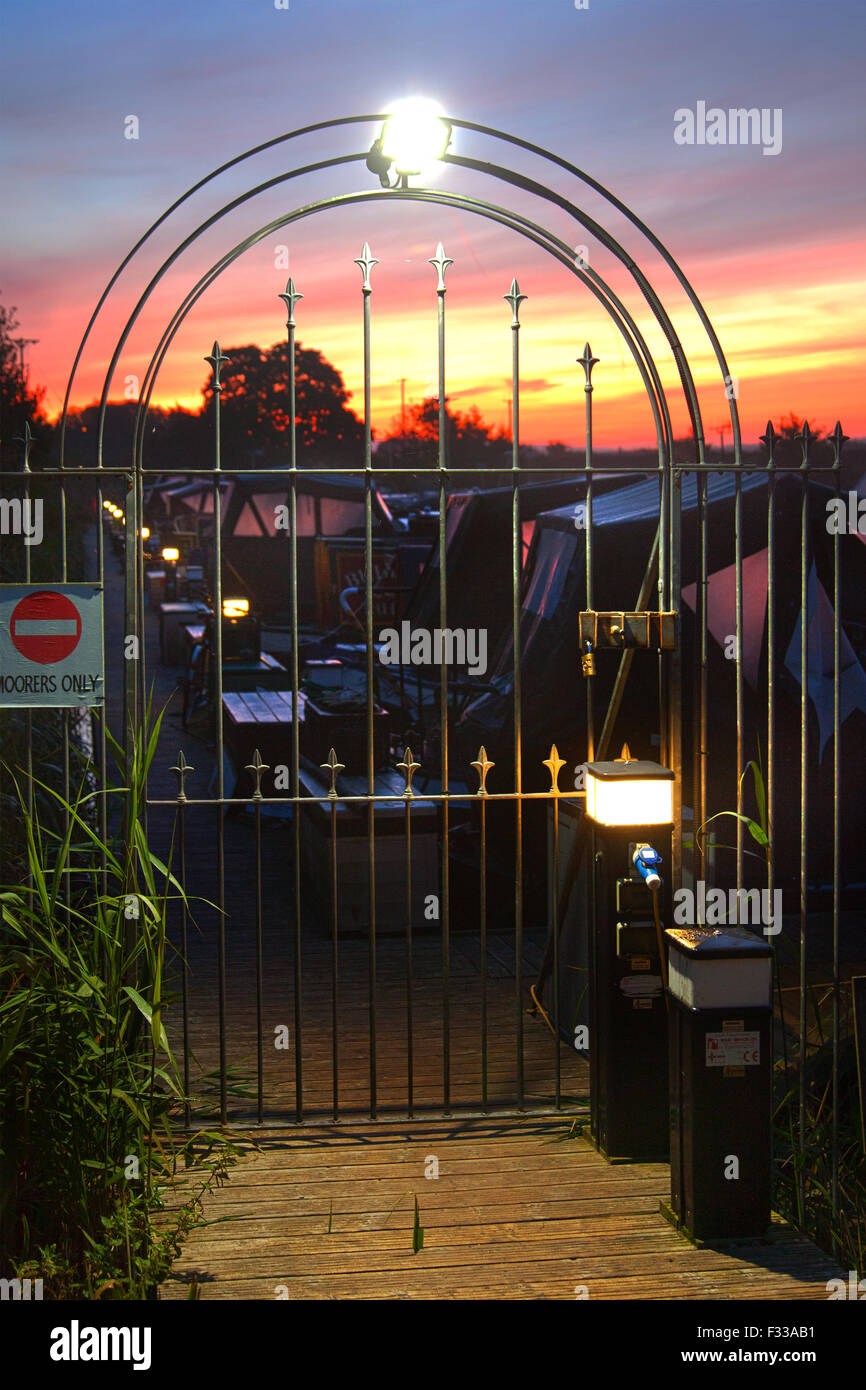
[200,341,364,467]
[0,298,48,470]
[378,395,509,470]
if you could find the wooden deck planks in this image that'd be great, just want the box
[160,1118,842,1301]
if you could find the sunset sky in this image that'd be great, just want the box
[2,0,864,451]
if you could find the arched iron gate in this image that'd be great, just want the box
[5,118,857,1253]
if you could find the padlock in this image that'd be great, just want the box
[581,645,596,678]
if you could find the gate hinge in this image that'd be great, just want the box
[579,611,677,650]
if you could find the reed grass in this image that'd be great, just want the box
[0,700,235,1298]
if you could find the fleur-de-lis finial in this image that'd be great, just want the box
[15,420,34,472]
[170,749,194,803]
[471,746,495,796]
[543,744,566,795]
[397,747,421,799]
[429,241,453,293]
[504,279,527,327]
[798,418,812,469]
[829,420,848,465]
[578,342,599,386]
[759,419,777,453]
[615,742,634,762]
[278,277,303,328]
[321,747,345,799]
[354,242,379,293]
[245,748,270,801]
[205,341,230,392]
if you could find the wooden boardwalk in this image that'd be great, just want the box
[160,1116,843,1300]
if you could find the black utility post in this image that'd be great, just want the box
[664,926,774,1241]
[585,757,674,1162]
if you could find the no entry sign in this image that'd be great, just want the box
[10,589,82,664]
[0,584,104,707]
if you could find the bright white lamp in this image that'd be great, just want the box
[584,758,674,828]
[379,99,451,177]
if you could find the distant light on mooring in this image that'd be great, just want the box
[222,597,250,619]
[162,547,179,563]
[140,527,150,540]
[585,758,675,827]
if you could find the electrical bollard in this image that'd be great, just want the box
[585,758,674,1163]
[663,925,774,1242]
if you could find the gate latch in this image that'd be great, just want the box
[579,611,677,650]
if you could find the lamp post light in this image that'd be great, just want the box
[162,545,179,601]
[366,98,452,188]
[584,752,674,1162]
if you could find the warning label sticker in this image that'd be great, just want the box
[705,1031,760,1067]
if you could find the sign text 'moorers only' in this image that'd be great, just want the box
[0,584,105,707]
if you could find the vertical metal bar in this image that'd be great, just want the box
[830,421,845,1238]
[472,746,494,1112]
[122,475,138,802]
[580,345,598,763]
[431,244,453,1113]
[330,792,340,1122]
[696,472,708,879]
[355,244,378,1120]
[763,424,778,1106]
[172,751,192,1129]
[798,424,811,1220]
[254,772,264,1125]
[399,748,419,1119]
[21,429,33,895]
[322,746,343,1124]
[205,342,228,1124]
[280,279,304,1125]
[669,469,683,885]
[96,469,108,905]
[60,458,70,844]
[180,794,190,1127]
[546,749,563,1109]
[505,279,526,1109]
[734,463,744,897]
[480,793,489,1111]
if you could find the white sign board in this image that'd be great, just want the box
[705,1031,760,1067]
[0,584,105,707]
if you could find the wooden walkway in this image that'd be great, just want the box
[160,1116,843,1300]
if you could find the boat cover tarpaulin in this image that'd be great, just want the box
[454,470,866,889]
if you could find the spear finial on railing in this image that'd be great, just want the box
[429,241,453,293]
[397,747,421,799]
[471,746,495,796]
[171,750,194,803]
[828,421,849,470]
[205,341,230,392]
[245,748,269,802]
[321,747,345,799]
[578,342,598,387]
[797,418,812,469]
[14,421,34,472]
[504,279,527,327]
[759,419,777,452]
[543,743,566,795]
[354,242,379,293]
[278,277,303,329]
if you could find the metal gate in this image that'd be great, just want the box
[6,116,860,1260]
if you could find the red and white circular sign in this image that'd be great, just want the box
[10,590,82,664]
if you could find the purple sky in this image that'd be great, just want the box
[2,0,864,446]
